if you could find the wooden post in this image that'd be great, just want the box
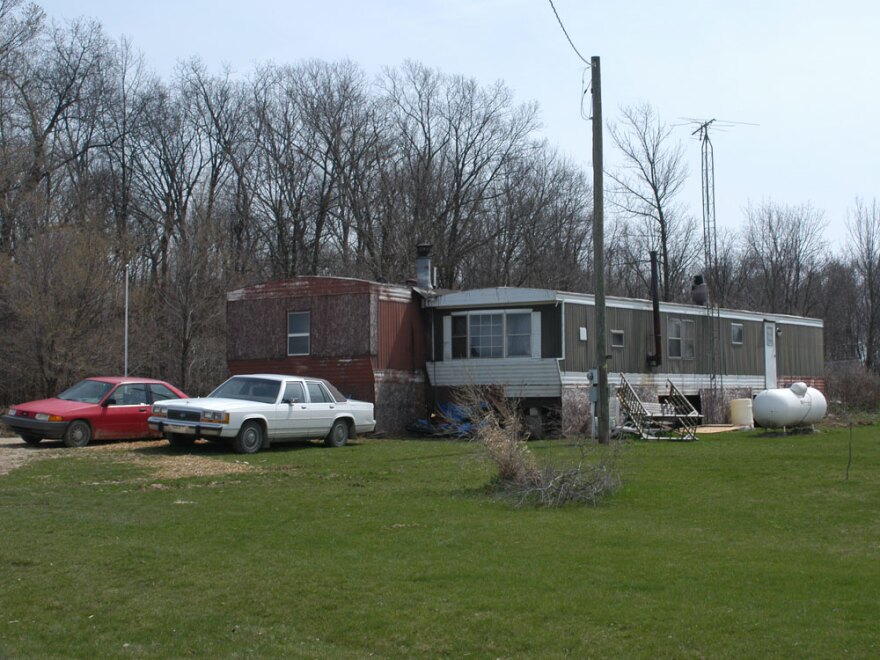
[591,56,609,444]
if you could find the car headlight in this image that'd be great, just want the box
[6,408,16,416]
[200,411,229,424]
[35,413,63,422]
[151,405,167,417]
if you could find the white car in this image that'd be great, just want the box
[148,374,375,454]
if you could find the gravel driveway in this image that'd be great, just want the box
[0,434,255,479]
[0,434,45,475]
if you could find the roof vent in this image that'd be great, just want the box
[691,274,709,306]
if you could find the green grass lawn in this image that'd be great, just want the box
[0,427,878,658]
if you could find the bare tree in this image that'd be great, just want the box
[820,256,861,364]
[379,62,539,287]
[741,200,827,316]
[0,226,117,397]
[0,15,107,251]
[464,148,592,291]
[847,198,880,370]
[608,103,695,301]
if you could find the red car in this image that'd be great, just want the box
[1,377,187,448]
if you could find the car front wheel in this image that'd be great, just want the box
[233,421,263,454]
[63,420,92,448]
[20,434,42,446]
[325,420,349,448]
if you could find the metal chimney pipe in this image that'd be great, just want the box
[416,244,433,289]
[649,250,662,367]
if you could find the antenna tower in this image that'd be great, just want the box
[693,120,723,403]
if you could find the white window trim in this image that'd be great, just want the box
[610,329,625,348]
[287,311,311,356]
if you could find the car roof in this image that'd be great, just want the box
[230,373,303,382]
[85,376,174,386]
[228,374,346,400]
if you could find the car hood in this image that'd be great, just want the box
[160,397,269,412]
[10,398,97,416]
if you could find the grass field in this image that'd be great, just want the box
[0,427,878,658]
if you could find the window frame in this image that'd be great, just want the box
[306,381,332,403]
[668,317,696,360]
[149,383,179,403]
[730,322,744,345]
[282,381,306,403]
[287,311,311,356]
[109,383,149,406]
[610,329,625,349]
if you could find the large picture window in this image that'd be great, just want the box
[287,311,310,356]
[668,318,695,359]
[449,311,533,359]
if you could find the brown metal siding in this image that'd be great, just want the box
[722,319,763,375]
[607,307,655,373]
[378,299,425,371]
[777,323,824,377]
[562,303,659,373]
[561,302,590,372]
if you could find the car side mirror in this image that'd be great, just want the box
[282,398,295,405]
[103,398,116,407]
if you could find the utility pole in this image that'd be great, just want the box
[591,56,609,444]
[124,263,130,376]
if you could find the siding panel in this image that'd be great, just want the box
[377,299,425,371]
[426,358,562,398]
[777,323,824,377]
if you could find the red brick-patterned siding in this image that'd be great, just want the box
[778,377,826,393]
[227,293,372,361]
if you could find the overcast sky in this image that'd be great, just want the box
[39,0,880,248]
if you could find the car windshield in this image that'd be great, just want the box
[209,377,280,404]
[57,379,114,404]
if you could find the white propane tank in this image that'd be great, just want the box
[752,382,827,428]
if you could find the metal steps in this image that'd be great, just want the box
[615,375,701,441]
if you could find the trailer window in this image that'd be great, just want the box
[287,312,310,355]
[731,323,744,345]
[450,311,534,359]
[669,318,695,359]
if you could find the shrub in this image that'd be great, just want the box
[825,361,880,412]
[450,385,622,507]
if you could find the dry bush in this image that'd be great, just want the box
[825,361,880,412]
[450,385,622,508]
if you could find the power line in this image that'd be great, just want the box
[547,0,590,66]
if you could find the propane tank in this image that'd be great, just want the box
[752,382,827,428]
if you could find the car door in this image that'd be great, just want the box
[246,380,284,439]
[98,383,151,439]
[277,381,311,438]
[305,381,337,436]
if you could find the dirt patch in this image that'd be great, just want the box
[0,435,256,480]
[0,436,40,476]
